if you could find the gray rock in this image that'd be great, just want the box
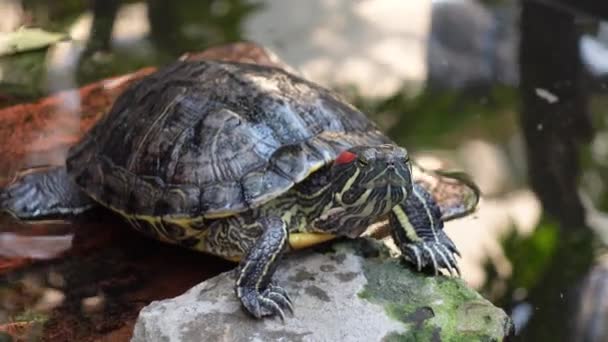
[428,0,519,89]
[132,240,513,342]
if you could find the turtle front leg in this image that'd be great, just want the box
[389,183,461,276]
[236,216,294,321]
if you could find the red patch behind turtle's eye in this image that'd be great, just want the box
[335,151,357,165]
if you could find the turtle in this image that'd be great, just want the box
[0,59,479,320]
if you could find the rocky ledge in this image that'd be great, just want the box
[131,239,513,341]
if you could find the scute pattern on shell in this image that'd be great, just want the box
[66,60,390,217]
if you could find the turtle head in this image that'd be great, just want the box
[330,144,413,213]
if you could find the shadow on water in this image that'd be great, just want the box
[1,0,608,340]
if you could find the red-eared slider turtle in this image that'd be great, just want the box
[1,59,478,320]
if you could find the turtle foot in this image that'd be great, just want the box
[1,166,94,219]
[402,231,461,277]
[237,282,294,321]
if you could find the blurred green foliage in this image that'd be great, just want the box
[351,86,519,149]
[504,220,559,290]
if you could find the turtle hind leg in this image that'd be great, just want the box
[1,166,95,220]
[235,216,294,321]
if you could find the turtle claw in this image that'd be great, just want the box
[402,238,461,277]
[267,283,294,315]
[262,296,286,322]
[238,282,294,321]
[442,236,461,257]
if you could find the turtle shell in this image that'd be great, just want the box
[66,60,390,218]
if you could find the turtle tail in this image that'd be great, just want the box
[1,166,95,220]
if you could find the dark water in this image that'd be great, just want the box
[1,0,607,341]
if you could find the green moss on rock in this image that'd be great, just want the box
[349,240,513,341]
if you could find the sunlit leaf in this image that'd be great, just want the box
[0,28,68,57]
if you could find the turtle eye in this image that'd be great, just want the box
[357,158,368,167]
[335,151,357,165]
